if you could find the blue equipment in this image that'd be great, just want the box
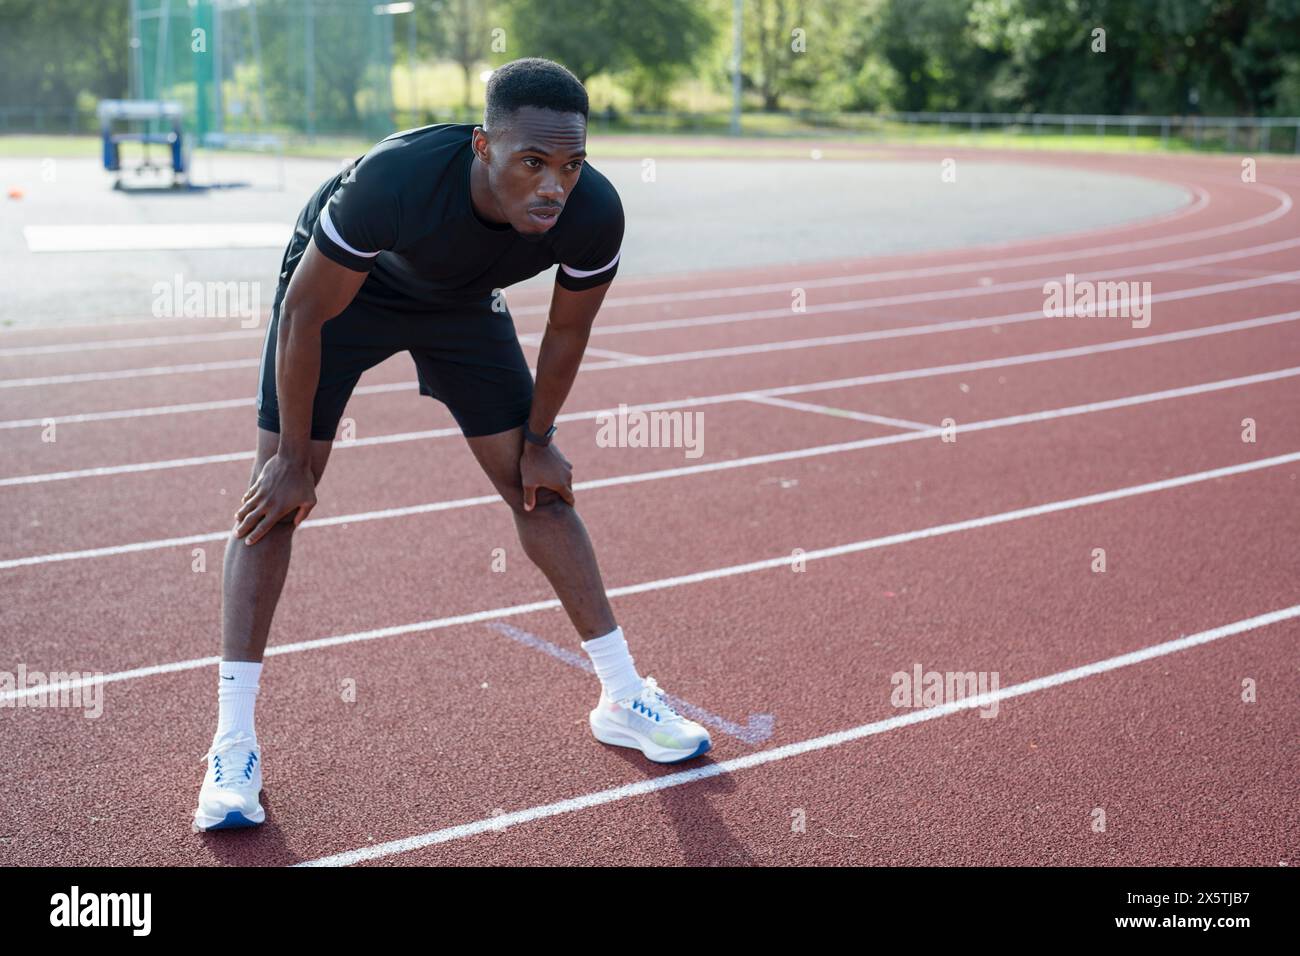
[98,99,189,189]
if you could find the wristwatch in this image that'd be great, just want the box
[524,422,557,447]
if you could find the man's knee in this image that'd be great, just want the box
[251,427,332,486]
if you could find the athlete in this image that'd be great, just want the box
[193,58,711,832]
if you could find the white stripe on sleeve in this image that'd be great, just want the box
[560,249,620,279]
[319,205,381,259]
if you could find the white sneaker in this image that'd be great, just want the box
[192,730,265,831]
[589,675,712,764]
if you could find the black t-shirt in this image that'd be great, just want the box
[303,122,623,311]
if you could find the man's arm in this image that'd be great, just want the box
[234,238,368,543]
[519,278,613,511]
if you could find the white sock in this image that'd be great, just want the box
[215,660,261,744]
[581,626,643,702]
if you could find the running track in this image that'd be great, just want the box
[1,145,1296,866]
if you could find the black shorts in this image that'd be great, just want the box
[255,240,535,442]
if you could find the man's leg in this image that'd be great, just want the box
[195,427,333,830]
[234,282,394,662]
[463,422,712,762]
[221,426,334,662]
[463,424,616,641]
[409,309,705,759]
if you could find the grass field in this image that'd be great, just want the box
[4,125,1295,168]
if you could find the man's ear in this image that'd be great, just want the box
[474,127,495,162]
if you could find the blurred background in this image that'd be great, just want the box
[3,0,1300,155]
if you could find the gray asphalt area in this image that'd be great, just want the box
[0,149,1189,329]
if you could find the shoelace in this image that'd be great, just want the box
[629,675,681,723]
[201,731,259,788]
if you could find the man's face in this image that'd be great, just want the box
[474,106,587,242]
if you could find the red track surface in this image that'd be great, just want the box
[1,146,1297,866]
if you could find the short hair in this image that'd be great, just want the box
[484,57,588,132]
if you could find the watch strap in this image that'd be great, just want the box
[524,422,557,446]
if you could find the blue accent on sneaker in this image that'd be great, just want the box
[660,739,711,764]
[213,751,257,786]
[206,810,259,830]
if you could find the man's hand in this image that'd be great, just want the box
[234,454,319,545]
[520,441,574,511]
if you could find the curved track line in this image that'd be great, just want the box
[513,182,1286,312]
[575,265,1300,354]
[0,177,1259,354]
[4,256,1298,394]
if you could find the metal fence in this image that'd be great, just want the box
[0,107,96,134]
[583,109,1300,153]
[4,105,1300,155]
[882,111,1300,153]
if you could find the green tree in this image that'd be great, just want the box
[430,0,495,113]
[782,0,898,112]
[0,0,129,112]
[499,0,715,111]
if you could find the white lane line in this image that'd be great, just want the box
[0,358,258,390]
[0,385,409,430]
[0,329,265,359]
[22,223,291,252]
[0,450,262,486]
[2,365,1296,570]
[5,303,1294,486]
[509,183,1282,313]
[1175,265,1300,282]
[743,394,934,430]
[0,372,947,484]
[577,287,1300,373]
[3,265,1297,397]
[0,399,249,431]
[5,447,1296,714]
[579,243,1300,339]
[579,346,653,364]
[297,603,1300,866]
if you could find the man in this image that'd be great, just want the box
[193,58,711,833]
